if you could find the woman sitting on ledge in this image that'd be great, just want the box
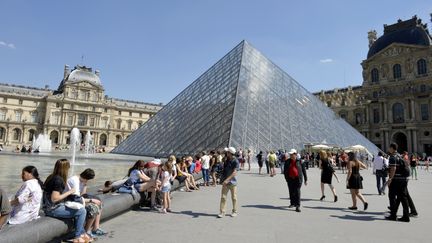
[127,160,160,210]
[8,166,43,225]
[43,159,92,243]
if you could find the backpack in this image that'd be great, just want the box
[395,155,410,178]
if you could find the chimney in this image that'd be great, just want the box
[95,70,100,77]
[64,65,70,79]
[367,30,377,48]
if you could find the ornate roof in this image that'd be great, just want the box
[367,16,432,58]
[66,65,102,86]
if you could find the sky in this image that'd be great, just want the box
[0,0,431,104]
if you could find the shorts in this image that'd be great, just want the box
[161,185,171,193]
[176,175,187,183]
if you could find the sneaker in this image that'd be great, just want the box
[364,202,369,211]
[319,195,325,201]
[217,213,225,218]
[92,228,107,236]
[398,217,410,222]
[159,209,167,214]
[348,206,358,210]
[295,207,301,212]
[385,215,397,221]
[231,212,238,217]
[409,212,418,218]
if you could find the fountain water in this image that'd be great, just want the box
[84,130,93,155]
[70,128,81,175]
[32,134,52,152]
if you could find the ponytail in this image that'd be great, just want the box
[23,165,44,188]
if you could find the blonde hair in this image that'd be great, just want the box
[45,159,70,185]
[168,155,176,162]
[319,150,328,160]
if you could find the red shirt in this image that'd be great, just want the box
[288,159,299,178]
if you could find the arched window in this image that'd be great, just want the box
[371,68,379,82]
[417,59,427,75]
[393,64,402,79]
[50,130,59,144]
[355,113,362,125]
[392,103,404,123]
[99,134,107,146]
[12,128,21,141]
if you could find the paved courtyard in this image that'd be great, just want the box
[100,166,432,243]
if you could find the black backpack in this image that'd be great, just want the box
[395,155,410,178]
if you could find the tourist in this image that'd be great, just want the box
[201,151,211,186]
[218,147,239,218]
[386,143,410,222]
[159,162,173,214]
[346,152,368,211]
[410,154,418,180]
[373,152,388,195]
[8,166,43,225]
[340,151,348,173]
[43,159,90,242]
[237,148,244,170]
[246,149,252,171]
[264,151,270,174]
[0,187,11,230]
[256,151,264,174]
[126,160,160,210]
[283,149,308,212]
[267,151,277,177]
[14,145,20,153]
[20,145,27,153]
[319,151,339,202]
[179,157,199,191]
[67,168,106,237]
[210,151,218,186]
[426,156,431,172]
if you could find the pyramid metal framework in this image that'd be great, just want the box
[112,41,379,157]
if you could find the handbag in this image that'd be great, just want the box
[65,194,85,210]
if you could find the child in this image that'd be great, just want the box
[159,163,172,214]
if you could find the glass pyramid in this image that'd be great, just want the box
[112,41,379,157]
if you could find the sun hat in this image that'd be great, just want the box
[224,147,236,154]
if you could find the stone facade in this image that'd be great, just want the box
[315,16,432,155]
[0,65,162,149]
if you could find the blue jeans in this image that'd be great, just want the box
[375,170,387,194]
[202,169,210,183]
[45,204,86,237]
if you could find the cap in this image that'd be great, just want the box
[288,149,297,155]
[224,147,236,154]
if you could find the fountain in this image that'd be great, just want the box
[32,134,52,152]
[70,127,81,175]
[84,130,94,155]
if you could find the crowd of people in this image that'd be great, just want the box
[0,142,429,242]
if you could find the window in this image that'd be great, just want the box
[420,85,427,92]
[116,119,122,129]
[355,113,362,125]
[371,68,379,82]
[77,114,87,126]
[115,135,122,145]
[417,59,427,75]
[139,113,142,118]
[421,104,429,121]
[0,127,4,140]
[19,99,23,105]
[138,121,143,127]
[79,91,85,100]
[373,108,380,123]
[0,110,6,121]
[90,117,95,127]
[15,111,22,122]
[3,98,7,103]
[12,128,21,141]
[86,92,90,101]
[28,129,35,142]
[129,112,132,116]
[101,118,108,128]
[393,64,402,79]
[56,103,60,108]
[339,112,347,119]
[52,113,60,124]
[67,115,74,126]
[326,101,331,107]
[92,107,96,112]
[118,110,121,115]
[392,103,404,123]
[341,98,346,106]
[31,112,38,123]
[372,91,378,99]
[104,108,108,113]
[128,121,132,130]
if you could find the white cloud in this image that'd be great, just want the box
[0,41,16,49]
[320,58,333,63]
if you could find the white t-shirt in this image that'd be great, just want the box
[161,171,171,187]
[201,155,211,169]
[67,175,84,196]
[9,179,42,224]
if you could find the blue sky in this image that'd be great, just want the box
[0,0,430,104]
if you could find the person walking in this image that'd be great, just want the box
[386,143,410,222]
[256,151,264,174]
[410,154,418,180]
[373,152,388,195]
[218,147,240,218]
[201,151,211,186]
[268,151,277,177]
[318,150,339,202]
[283,149,308,212]
[346,152,368,211]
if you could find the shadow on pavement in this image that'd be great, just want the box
[242,204,289,211]
[171,210,219,218]
[330,214,385,221]
[303,205,349,211]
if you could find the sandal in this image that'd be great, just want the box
[72,236,86,243]
[82,233,94,242]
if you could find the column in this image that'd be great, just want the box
[365,107,369,124]
[411,100,416,121]
[383,102,388,123]
[412,130,418,153]
[385,130,390,150]
[407,129,412,153]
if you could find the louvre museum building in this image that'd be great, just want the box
[0,65,162,148]
[315,16,432,155]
